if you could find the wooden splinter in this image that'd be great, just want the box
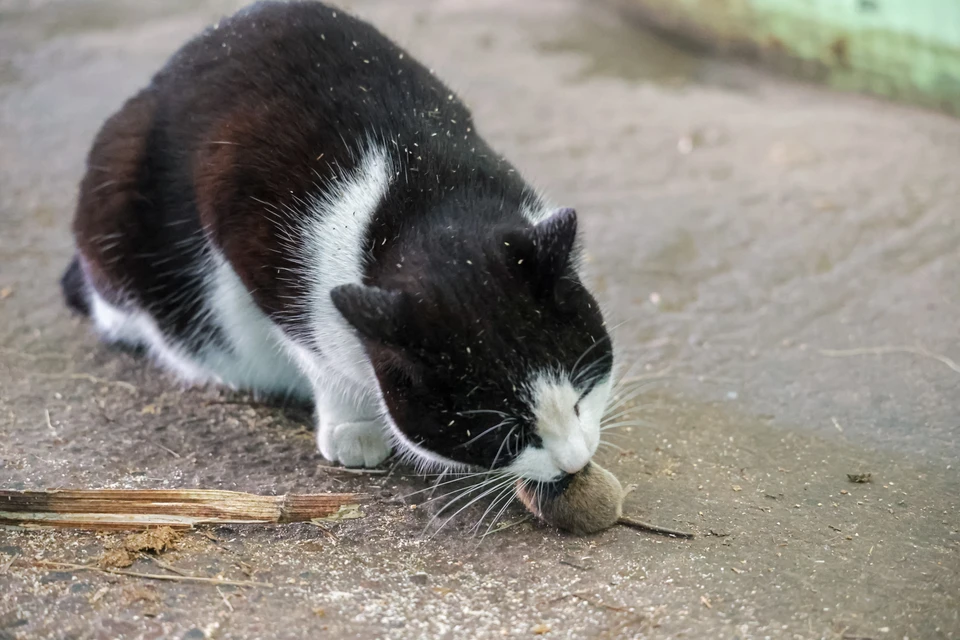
[0,489,367,531]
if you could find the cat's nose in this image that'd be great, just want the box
[558,460,588,474]
[553,437,592,475]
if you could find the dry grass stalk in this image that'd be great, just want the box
[35,560,273,587]
[0,489,367,530]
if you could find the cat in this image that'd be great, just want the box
[61,1,614,483]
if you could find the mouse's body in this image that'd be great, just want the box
[517,462,624,535]
[63,1,614,479]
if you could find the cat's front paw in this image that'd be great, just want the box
[317,418,392,468]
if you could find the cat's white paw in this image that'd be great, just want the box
[317,418,391,468]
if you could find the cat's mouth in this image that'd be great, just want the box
[522,472,575,503]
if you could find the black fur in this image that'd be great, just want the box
[334,205,612,467]
[60,256,90,316]
[67,1,613,471]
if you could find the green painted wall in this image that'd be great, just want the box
[615,0,960,115]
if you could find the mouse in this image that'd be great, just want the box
[516,463,697,537]
[516,462,624,535]
[61,0,615,484]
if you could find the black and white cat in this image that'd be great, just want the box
[61,1,614,483]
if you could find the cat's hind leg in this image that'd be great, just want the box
[87,287,213,384]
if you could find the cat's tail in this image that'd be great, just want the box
[61,255,91,316]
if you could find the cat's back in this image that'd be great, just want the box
[154,0,472,147]
[73,1,479,324]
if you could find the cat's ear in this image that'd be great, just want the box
[331,284,408,345]
[503,207,578,297]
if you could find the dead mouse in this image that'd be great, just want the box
[516,462,695,537]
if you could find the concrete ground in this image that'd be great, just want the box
[1,0,958,638]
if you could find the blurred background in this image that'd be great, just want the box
[615,0,960,116]
[1,1,958,639]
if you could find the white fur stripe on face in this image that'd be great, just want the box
[506,373,612,482]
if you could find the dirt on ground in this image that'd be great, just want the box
[1,0,958,639]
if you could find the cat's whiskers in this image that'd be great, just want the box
[602,382,655,420]
[610,374,658,401]
[420,479,495,510]
[399,469,494,500]
[483,484,527,538]
[597,429,630,442]
[490,423,519,469]
[569,333,612,384]
[425,469,449,501]
[572,355,612,389]
[415,475,508,530]
[601,419,650,432]
[427,474,518,537]
[598,440,626,453]
[469,480,518,537]
[568,318,637,389]
[474,487,522,544]
[456,417,516,449]
[601,403,648,426]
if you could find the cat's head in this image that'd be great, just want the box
[332,207,613,481]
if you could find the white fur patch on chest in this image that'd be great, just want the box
[507,372,611,482]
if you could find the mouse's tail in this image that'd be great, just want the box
[61,255,91,316]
